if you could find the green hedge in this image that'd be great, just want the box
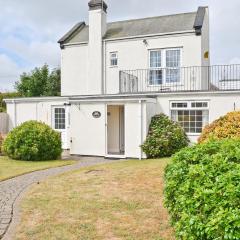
[3,121,62,161]
[0,134,3,154]
[141,114,189,158]
[164,140,240,240]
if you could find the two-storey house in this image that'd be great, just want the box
[5,0,240,159]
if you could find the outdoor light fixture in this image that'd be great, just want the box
[64,103,71,106]
[143,39,148,46]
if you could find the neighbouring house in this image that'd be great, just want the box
[4,1,240,159]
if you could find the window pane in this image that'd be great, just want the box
[110,52,118,66]
[150,51,161,68]
[171,109,209,134]
[149,69,162,85]
[166,49,180,83]
[191,102,208,108]
[171,102,187,108]
[166,49,180,68]
[166,68,180,83]
[54,108,66,130]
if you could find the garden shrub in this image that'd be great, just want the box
[141,114,189,158]
[199,111,240,143]
[0,134,3,154]
[3,121,62,161]
[165,139,240,240]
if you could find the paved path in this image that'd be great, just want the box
[0,157,118,239]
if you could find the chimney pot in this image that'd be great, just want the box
[88,0,108,13]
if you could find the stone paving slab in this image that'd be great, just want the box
[0,157,119,239]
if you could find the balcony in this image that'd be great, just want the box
[119,65,240,94]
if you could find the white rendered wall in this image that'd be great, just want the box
[61,45,88,96]
[6,100,67,129]
[201,7,210,90]
[105,33,202,94]
[155,92,240,142]
[69,103,106,156]
[61,32,204,96]
[124,102,143,158]
[201,7,210,67]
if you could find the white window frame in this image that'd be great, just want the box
[148,48,182,86]
[110,52,118,67]
[52,106,66,130]
[170,100,209,135]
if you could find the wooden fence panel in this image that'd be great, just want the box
[0,113,9,134]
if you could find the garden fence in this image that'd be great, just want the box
[0,113,9,134]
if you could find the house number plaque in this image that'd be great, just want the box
[92,111,101,118]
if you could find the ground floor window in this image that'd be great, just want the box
[54,107,66,130]
[170,101,209,134]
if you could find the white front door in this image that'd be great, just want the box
[52,106,70,149]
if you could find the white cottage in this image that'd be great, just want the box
[5,1,240,159]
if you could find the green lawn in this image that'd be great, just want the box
[0,156,76,181]
[14,158,175,240]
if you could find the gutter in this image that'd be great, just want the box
[69,98,156,104]
[4,96,70,104]
[61,30,195,48]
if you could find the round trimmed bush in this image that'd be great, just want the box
[165,139,240,240]
[141,114,189,158]
[199,111,240,143]
[3,121,62,161]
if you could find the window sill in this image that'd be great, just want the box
[148,83,183,87]
[186,133,201,136]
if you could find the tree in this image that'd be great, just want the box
[15,64,61,97]
[0,92,22,112]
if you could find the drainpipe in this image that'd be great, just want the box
[103,40,107,94]
[139,100,143,160]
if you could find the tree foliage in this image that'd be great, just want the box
[0,92,22,112]
[15,64,61,97]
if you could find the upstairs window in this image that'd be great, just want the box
[149,51,162,85]
[149,48,181,85]
[110,52,118,67]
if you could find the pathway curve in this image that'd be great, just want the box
[0,157,118,239]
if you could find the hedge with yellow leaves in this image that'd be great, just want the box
[198,111,240,143]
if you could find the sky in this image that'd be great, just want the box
[1,0,240,92]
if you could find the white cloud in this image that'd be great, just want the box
[2,37,60,67]
[0,54,22,92]
[1,0,240,91]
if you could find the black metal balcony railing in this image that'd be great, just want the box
[119,65,240,93]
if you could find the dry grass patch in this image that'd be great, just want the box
[14,159,175,240]
[0,156,76,181]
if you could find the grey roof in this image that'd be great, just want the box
[59,7,207,46]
